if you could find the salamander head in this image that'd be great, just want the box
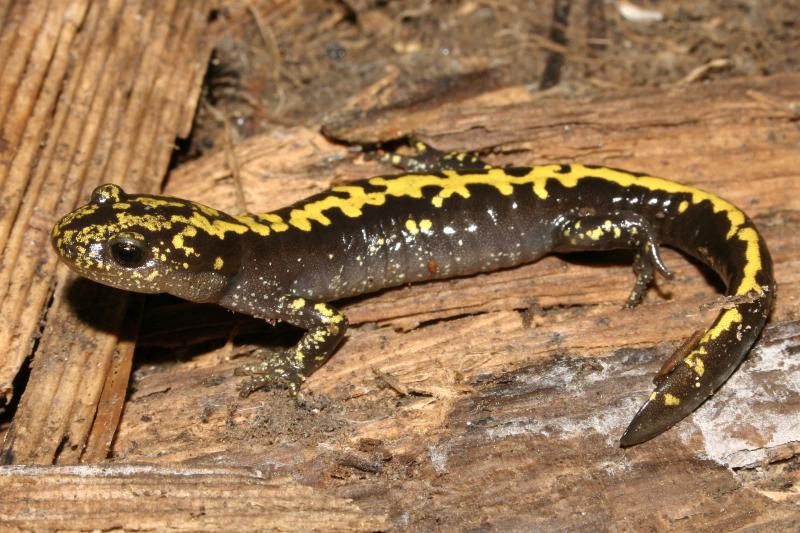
[51,184,242,302]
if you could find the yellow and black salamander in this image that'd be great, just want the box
[51,142,774,446]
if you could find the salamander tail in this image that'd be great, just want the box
[620,265,774,446]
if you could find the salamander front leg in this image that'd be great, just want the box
[556,212,673,307]
[235,298,348,397]
[374,139,492,173]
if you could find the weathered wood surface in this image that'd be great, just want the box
[0,464,388,531]
[136,74,798,529]
[0,0,798,527]
[0,0,215,463]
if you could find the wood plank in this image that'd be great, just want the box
[0,464,387,531]
[0,0,216,464]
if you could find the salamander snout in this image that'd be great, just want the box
[50,184,179,294]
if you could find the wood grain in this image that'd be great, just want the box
[0,0,216,464]
[150,74,800,528]
[0,2,798,527]
[0,464,388,531]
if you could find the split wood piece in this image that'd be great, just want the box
[0,464,388,531]
[0,0,216,465]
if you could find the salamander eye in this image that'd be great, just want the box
[109,234,146,267]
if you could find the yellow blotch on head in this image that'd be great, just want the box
[170,212,248,240]
[172,225,198,256]
[110,211,173,236]
[134,197,187,209]
[213,257,224,270]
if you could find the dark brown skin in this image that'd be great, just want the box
[51,143,774,446]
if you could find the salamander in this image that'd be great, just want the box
[50,142,774,446]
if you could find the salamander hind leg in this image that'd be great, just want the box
[555,212,673,307]
[374,139,491,173]
[235,298,348,397]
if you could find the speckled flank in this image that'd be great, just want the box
[51,144,774,446]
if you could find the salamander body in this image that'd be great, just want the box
[51,143,774,445]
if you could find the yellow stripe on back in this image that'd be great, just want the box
[257,165,762,298]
